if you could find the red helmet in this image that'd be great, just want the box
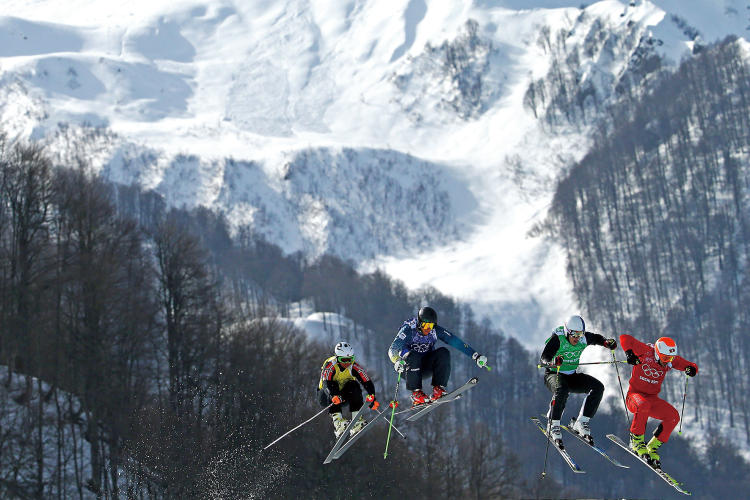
[654,337,677,363]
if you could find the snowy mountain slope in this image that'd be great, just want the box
[0,0,748,348]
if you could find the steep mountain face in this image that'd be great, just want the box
[0,0,747,341]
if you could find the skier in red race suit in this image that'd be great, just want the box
[619,334,698,468]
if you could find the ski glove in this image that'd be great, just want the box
[685,365,697,377]
[394,359,407,373]
[331,395,343,405]
[625,349,641,365]
[553,355,564,367]
[366,394,380,410]
[472,352,488,369]
[603,338,617,350]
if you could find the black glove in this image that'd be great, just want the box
[603,338,617,350]
[625,349,640,365]
[553,355,564,367]
[685,365,697,377]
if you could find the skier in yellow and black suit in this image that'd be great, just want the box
[318,341,379,438]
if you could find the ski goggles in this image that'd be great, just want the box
[420,321,435,331]
[336,356,354,364]
[568,330,584,338]
[656,353,675,363]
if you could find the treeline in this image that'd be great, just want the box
[548,35,750,457]
[0,136,552,498]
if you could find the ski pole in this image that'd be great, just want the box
[611,350,631,427]
[678,374,689,435]
[374,408,407,440]
[383,371,402,459]
[263,403,333,450]
[536,360,626,368]
[541,365,560,479]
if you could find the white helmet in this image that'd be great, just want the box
[564,315,585,336]
[334,341,355,358]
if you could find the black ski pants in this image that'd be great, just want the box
[544,371,604,421]
[405,347,450,391]
[318,380,364,415]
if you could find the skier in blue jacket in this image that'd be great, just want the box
[388,306,488,406]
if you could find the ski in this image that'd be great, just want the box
[606,434,691,495]
[406,377,479,422]
[392,393,464,417]
[561,420,628,468]
[323,410,364,464]
[530,417,585,473]
[331,408,392,460]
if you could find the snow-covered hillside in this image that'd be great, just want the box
[1,0,747,347]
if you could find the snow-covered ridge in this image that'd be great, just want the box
[42,124,476,259]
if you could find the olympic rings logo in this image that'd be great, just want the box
[641,364,664,378]
[561,351,582,359]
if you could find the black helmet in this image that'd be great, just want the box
[418,306,437,324]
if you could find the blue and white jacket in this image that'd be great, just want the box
[388,317,476,362]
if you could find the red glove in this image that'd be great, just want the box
[331,395,343,405]
[366,394,379,410]
[389,401,399,409]
[554,355,564,366]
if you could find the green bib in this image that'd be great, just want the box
[546,328,587,372]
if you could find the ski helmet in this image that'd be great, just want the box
[564,315,585,337]
[334,342,355,358]
[654,337,677,363]
[418,306,438,325]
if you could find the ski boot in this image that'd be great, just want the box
[629,432,651,462]
[432,385,447,401]
[411,389,429,407]
[549,420,564,449]
[331,413,349,439]
[349,414,367,436]
[570,416,594,445]
[646,436,664,469]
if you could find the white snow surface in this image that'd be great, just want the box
[0,0,747,348]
